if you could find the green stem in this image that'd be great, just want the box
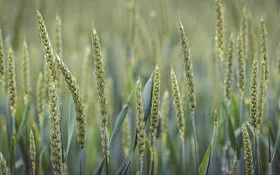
[140,159,144,175]
[149,137,154,175]
[254,133,261,175]
[240,93,244,124]
[80,148,84,175]
[191,110,198,175]
[181,136,185,174]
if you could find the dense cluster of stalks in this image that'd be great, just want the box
[0,0,280,174]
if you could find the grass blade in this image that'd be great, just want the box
[198,144,212,175]
[109,93,132,148]
[65,97,75,161]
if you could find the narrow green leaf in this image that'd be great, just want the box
[271,120,280,162]
[65,97,75,161]
[198,144,212,175]
[228,117,236,148]
[110,101,131,147]
[145,138,151,174]
[143,72,154,122]
[94,93,132,174]
[17,98,32,140]
[154,147,158,175]
[39,147,47,173]
[230,94,240,127]
[116,149,133,175]
[117,72,154,174]
[94,159,105,175]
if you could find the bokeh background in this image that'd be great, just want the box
[0,0,280,174]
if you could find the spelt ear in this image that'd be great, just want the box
[29,130,36,175]
[215,0,224,62]
[55,14,62,58]
[55,53,86,149]
[170,68,184,138]
[256,61,265,133]
[177,21,196,110]
[250,58,258,132]
[37,72,44,128]
[0,28,4,86]
[260,19,269,83]
[237,32,245,93]
[135,78,145,160]
[242,124,254,175]
[22,40,31,105]
[91,25,110,163]
[7,47,17,118]
[225,34,234,101]
[48,78,62,175]
[36,10,58,84]
[150,64,160,138]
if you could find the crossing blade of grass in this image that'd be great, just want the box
[116,72,154,174]
[143,72,154,122]
[94,159,105,175]
[228,116,236,149]
[199,144,212,175]
[271,120,280,163]
[110,92,132,148]
[94,92,132,174]
[153,146,158,175]
[17,98,31,139]
[116,149,133,175]
[209,110,218,174]
[39,147,47,173]
[16,98,32,174]
[65,97,75,161]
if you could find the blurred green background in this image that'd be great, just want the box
[0,0,280,174]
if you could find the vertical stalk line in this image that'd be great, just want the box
[254,133,257,169]
[240,93,244,124]
[268,121,272,175]
[254,132,261,175]
[191,110,198,175]
[266,86,270,174]
[181,136,185,174]
[225,101,231,172]
[256,134,261,175]
[140,159,144,175]
[104,128,109,175]
[239,93,244,175]
[80,148,84,175]
[149,137,154,175]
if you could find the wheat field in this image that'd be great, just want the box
[0,0,280,174]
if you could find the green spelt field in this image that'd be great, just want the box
[0,0,280,174]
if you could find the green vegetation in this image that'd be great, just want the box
[0,0,280,174]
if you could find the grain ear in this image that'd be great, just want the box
[91,24,110,165]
